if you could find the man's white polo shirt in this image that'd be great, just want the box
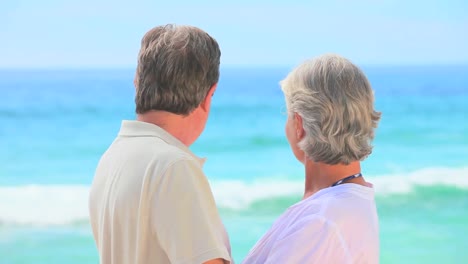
[89,120,232,264]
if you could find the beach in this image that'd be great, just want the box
[1,66,467,263]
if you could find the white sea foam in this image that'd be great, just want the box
[0,184,89,226]
[1,166,467,226]
[212,166,468,209]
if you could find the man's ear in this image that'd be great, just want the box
[294,112,305,140]
[201,83,217,112]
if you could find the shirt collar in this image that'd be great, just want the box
[118,120,206,165]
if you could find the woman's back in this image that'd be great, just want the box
[242,183,379,264]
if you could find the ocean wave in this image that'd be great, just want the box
[0,185,89,226]
[212,166,468,209]
[1,166,467,226]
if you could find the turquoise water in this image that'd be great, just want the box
[1,66,467,263]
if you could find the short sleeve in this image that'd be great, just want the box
[151,158,231,264]
[264,216,351,264]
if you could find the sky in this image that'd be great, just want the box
[1,0,467,68]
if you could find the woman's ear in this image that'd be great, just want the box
[294,112,305,140]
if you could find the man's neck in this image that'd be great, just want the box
[136,111,194,147]
[302,160,365,199]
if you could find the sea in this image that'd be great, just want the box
[1,65,467,263]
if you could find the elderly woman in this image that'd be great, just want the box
[243,54,381,263]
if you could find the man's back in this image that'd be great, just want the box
[89,121,231,264]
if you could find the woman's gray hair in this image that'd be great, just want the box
[281,54,381,165]
[135,24,221,115]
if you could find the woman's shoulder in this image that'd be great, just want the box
[287,184,378,231]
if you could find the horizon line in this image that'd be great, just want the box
[1,63,468,71]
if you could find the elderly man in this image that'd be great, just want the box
[89,24,231,264]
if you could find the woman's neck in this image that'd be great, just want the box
[303,160,365,199]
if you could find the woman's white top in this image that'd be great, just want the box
[242,183,379,264]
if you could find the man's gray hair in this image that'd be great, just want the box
[135,24,221,115]
[281,54,381,165]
